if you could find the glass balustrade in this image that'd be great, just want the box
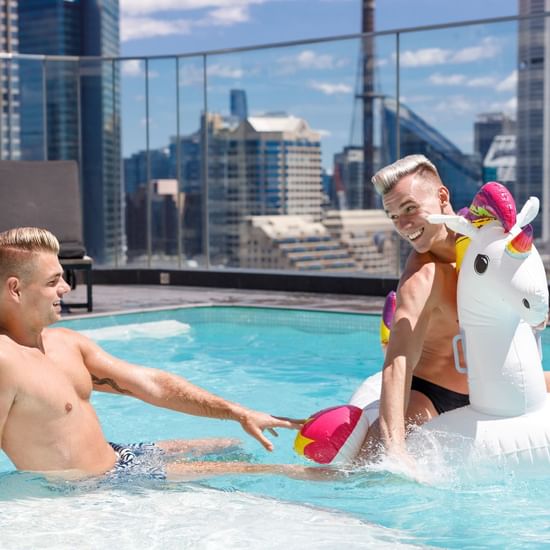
[3,14,546,277]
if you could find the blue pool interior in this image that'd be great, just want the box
[2,305,550,549]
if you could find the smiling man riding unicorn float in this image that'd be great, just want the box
[295,158,550,476]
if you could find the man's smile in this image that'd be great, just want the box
[407,227,424,241]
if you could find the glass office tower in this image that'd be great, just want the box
[0,0,21,160]
[18,0,122,264]
[517,0,550,240]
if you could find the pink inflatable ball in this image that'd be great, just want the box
[294,404,369,464]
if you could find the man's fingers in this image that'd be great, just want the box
[257,431,274,451]
[271,415,306,428]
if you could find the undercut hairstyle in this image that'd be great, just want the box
[0,227,60,282]
[371,154,442,196]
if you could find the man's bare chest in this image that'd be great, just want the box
[12,350,93,420]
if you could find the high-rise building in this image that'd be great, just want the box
[19,0,81,161]
[17,0,122,264]
[208,112,323,265]
[124,147,171,196]
[230,89,248,121]
[482,134,517,195]
[474,112,516,163]
[169,131,203,260]
[333,146,364,210]
[131,110,323,267]
[517,0,550,240]
[125,179,179,262]
[0,0,21,160]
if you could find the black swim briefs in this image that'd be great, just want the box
[411,375,469,415]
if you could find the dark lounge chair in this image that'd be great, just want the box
[0,160,93,311]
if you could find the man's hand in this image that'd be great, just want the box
[238,411,305,451]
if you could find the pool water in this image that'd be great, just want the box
[2,306,550,549]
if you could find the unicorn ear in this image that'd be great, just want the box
[427,214,477,239]
[506,224,533,258]
[516,197,540,228]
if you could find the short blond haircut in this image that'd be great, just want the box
[0,227,60,281]
[371,154,442,195]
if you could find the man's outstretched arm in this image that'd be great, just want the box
[73,330,302,451]
[376,262,438,456]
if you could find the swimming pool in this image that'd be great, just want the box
[2,305,550,549]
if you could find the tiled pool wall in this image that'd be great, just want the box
[58,305,380,335]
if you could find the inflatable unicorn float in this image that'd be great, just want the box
[295,182,550,475]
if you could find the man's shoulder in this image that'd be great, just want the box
[0,335,24,379]
[399,254,455,302]
[402,252,455,281]
[44,326,77,337]
[43,326,85,345]
[400,254,437,286]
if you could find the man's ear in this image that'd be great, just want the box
[6,276,22,301]
[438,186,450,207]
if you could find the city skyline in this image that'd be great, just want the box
[4,0,550,270]
[118,19,519,173]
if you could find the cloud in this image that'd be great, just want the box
[204,5,250,25]
[120,0,264,17]
[496,70,517,92]
[176,62,243,84]
[120,59,159,79]
[428,71,514,90]
[488,96,517,114]
[120,0,265,42]
[315,129,331,138]
[398,37,501,68]
[466,76,497,88]
[429,73,499,88]
[121,16,192,41]
[121,59,144,76]
[400,47,449,67]
[207,63,244,78]
[309,81,352,95]
[429,73,466,86]
[277,49,348,75]
[451,37,499,63]
[434,95,475,114]
[179,63,204,85]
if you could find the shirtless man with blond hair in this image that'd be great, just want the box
[361,154,470,459]
[0,227,303,479]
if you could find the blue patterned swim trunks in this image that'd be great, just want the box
[107,442,166,480]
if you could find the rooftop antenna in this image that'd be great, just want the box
[362,0,376,208]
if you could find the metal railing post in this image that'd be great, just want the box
[202,54,210,269]
[145,57,152,268]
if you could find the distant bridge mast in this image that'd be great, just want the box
[362,0,376,208]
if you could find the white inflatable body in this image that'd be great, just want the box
[349,187,550,475]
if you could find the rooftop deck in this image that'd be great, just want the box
[62,283,385,318]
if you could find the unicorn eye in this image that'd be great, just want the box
[474,254,489,274]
